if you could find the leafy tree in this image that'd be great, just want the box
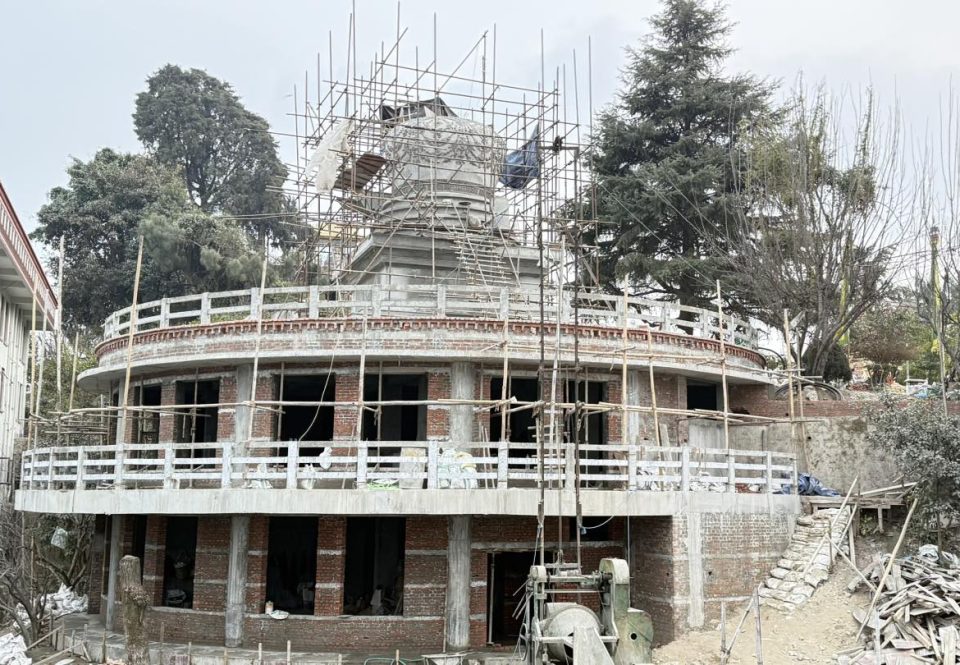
[134,65,293,246]
[721,88,908,377]
[32,150,270,333]
[869,398,960,550]
[850,299,930,385]
[587,0,774,312]
[34,150,186,332]
[803,343,852,384]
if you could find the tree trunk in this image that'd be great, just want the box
[119,556,150,665]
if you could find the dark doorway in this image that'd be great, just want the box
[134,385,161,444]
[490,377,539,458]
[174,380,220,456]
[276,375,335,458]
[343,517,406,616]
[265,517,318,615]
[361,375,426,455]
[488,551,537,643]
[107,390,120,443]
[687,382,718,411]
[162,516,198,608]
[565,380,607,449]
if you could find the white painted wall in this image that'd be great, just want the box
[0,289,28,463]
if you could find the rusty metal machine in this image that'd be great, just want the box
[521,558,653,665]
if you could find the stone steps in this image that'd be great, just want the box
[758,507,851,612]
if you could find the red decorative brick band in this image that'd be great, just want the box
[95,317,765,368]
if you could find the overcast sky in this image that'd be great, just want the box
[2,0,960,235]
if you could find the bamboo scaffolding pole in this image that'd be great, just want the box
[621,293,629,446]
[645,324,661,446]
[782,310,798,465]
[247,254,269,442]
[67,332,79,413]
[716,281,730,449]
[119,238,145,445]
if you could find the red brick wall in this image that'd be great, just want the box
[426,370,450,439]
[193,516,230,611]
[403,517,448,620]
[158,382,176,442]
[247,516,268,613]
[333,371,359,441]
[699,512,789,621]
[106,511,795,652]
[87,516,106,614]
[629,512,793,646]
[143,516,167,606]
[315,517,345,616]
[630,516,684,644]
[218,373,237,442]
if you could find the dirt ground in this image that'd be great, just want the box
[652,519,903,665]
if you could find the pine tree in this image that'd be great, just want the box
[588,0,773,311]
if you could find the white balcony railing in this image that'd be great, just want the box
[101,284,760,349]
[19,441,796,494]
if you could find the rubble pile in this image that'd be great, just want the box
[0,632,31,665]
[838,550,960,664]
[758,507,851,612]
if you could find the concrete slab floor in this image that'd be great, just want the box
[53,615,521,665]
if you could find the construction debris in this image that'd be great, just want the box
[0,632,31,665]
[839,548,960,664]
[759,507,852,612]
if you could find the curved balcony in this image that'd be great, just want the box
[101,284,760,348]
[15,441,798,517]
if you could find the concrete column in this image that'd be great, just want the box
[104,514,124,631]
[626,370,642,445]
[685,513,705,629]
[235,364,254,454]
[445,515,472,649]
[449,362,475,449]
[225,515,250,647]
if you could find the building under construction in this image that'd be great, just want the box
[14,18,800,658]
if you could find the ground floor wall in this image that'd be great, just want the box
[91,509,794,651]
[629,512,794,644]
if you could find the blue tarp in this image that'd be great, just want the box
[499,123,540,189]
[777,473,840,496]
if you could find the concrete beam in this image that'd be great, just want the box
[15,487,800,519]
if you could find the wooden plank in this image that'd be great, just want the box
[942,625,958,665]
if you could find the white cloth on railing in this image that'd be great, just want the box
[689,472,726,493]
[245,463,272,489]
[438,448,478,489]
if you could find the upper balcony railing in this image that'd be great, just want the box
[102,284,759,349]
[19,441,795,494]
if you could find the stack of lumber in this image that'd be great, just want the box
[838,553,960,664]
